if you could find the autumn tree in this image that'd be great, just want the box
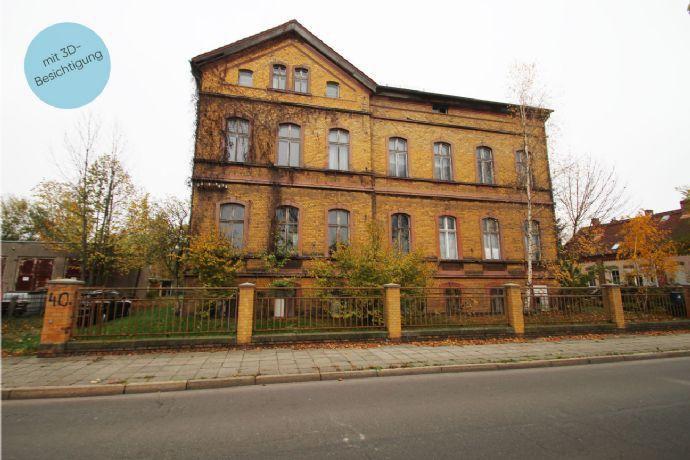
[184,231,242,287]
[617,212,677,286]
[554,154,628,241]
[310,221,434,288]
[1,195,38,240]
[30,116,140,285]
[148,197,190,286]
[507,63,552,292]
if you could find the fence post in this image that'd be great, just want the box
[39,279,84,356]
[682,284,690,318]
[383,283,402,340]
[237,282,255,345]
[602,284,625,329]
[503,283,525,335]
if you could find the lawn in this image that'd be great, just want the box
[2,315,44,355]
[72,304,237,340]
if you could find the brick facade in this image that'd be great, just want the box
[189,21,557,289]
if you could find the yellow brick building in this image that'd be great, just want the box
[189,20,557,289]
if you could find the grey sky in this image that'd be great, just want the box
[2,0,689,214]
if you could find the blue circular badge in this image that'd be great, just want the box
[24,23,110,109]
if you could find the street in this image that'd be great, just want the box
[3,357,690,459]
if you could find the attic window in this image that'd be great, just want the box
[238,69,253,87]
[660,215,670,222]
[611,243,620,250]
[272,64,287,90]
[326,82,340,98]
[432,104,448,114]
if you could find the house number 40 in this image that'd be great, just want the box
[48,292,70,306]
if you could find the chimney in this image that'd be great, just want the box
[644,209,653,216]
[590,218,600,226]
[681,199,690,219]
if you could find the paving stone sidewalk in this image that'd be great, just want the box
[3,333,690,389]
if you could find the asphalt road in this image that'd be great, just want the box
[3,357,690,459]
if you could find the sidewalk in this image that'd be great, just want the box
[3,332,690,399]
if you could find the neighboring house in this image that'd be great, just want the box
[189,20,558,289]
[576,199,690,286]
[0,240,159,294]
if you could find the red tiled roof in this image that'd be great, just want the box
[574,204,690,258]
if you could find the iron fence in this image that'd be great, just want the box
[72,287,238,339]
[523,287,608,324]
[401,287,508,328]
[621,287,686,322]
[253,287,385,333]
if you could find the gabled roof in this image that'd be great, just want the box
[573,202,690,259]
[191,20,377,92]
[191,20,550,116]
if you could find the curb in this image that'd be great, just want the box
[3,349,690,401]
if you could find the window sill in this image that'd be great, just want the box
[267,87,312,97]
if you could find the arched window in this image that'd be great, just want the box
[482,217,501,260]
[389,137,408,178]
[238,69,253,87]
[328,209,350,252]
[277,123,300,167]
[391,213,411,253]
[326,81,340,98]
[328,129,349,171]
[476,146,495,184]
[293,68,309,93]
[434,142,452,180]
[438,216,458,260]
[272,64,286,90]
[276,206,299,252]
[524,220,542,261]
[219,203,245,248]
[226,118,249,162]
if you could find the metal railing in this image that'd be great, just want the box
[523,287,608,324]
[401,287,508,328]
[72,287,238,339]
[253,287,385,333]
[621,287,686,322]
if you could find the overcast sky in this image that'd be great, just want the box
[2,0,689,215]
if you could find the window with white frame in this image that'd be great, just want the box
[328,209,350,252]
[389,137,408,178]
[611,269,620,284]
[328,129,349,171]
[276,206,299,252]
[293,68,309,93]
[226,118,249,162]
[277,123,300,167]
[272,64,287,90]
[238,69,253,87]
[477,146,495,184]
[392,213,411,253]
[515,150,529,187]
[439,216,458,259]
[434,142,452,180]
[482,218,501,260]
[326,81,340,98]
[523,220,542,261]
[219,203,245,248]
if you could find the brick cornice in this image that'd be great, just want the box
[191,176,554,206]
[197,91,528,137]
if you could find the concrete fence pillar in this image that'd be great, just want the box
[236,283,255,345]
[383,283,402,340]
[602,284,625,329]
[39,279,85,355]
[503,283,525,335]
[682,285,690,318]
